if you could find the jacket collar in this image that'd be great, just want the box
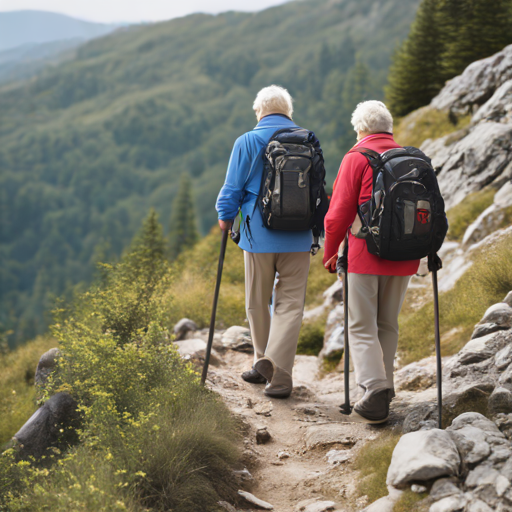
[254,113,296,130]
[354,132,394,148]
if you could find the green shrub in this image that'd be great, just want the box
[399,232,512,364]
[354,432,401,504]
[446,188,496,241]
[0,212,240,512]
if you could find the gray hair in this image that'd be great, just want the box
[351,100,393,134]
[253,85,293,120]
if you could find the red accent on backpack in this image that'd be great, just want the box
[417,209,430,224]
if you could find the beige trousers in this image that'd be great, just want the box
[244,251,310,374]
[347,273,411,392]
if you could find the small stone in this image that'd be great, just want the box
[233,468,253,482]
[277,451,290,460]
[489,387,512,414]
[221,326,252,351]
[256,427,271,445]
[429,478,461,501]
[254,401,273,416]
[479,303,512,328]
[218,501,237,512]
[495,345,512,370]
[504,291,512,307]
[173,338,207,357]
[386,429,460,488]
[465,499,493,512]
[300,500,336,512]
[471,323,504,340]
[173,318,198,340]
[238,490,273,510]
[326,449,350,465]
[271,461,284,466]
[304,424,356,450]
[411,484,427,493]
[495,475,510,496]
[466,466,499,488]
[429,494,467,512]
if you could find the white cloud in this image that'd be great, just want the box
[0,0,292,23]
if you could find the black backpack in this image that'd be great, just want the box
[351,146,448,261]
[259,127,328,252]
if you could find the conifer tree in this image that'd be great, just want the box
[441,0,512,79]
[168,173,199,260]
[385,0,444,117]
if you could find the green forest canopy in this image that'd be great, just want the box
[0,0,421,345]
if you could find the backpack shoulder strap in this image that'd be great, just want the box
[349,147,382,169]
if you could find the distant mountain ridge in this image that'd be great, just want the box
[0,10,120,51]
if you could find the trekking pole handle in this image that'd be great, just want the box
[201,228,229,385]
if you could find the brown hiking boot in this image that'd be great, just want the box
[352,388,391,424]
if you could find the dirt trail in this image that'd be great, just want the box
[207,351,387,512]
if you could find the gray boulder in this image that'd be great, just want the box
[386,429,460,487]
[14,392,79,460]
[471,323,504,340]
[431,44,512,113]
[221,326,253,353]
[429,494,467,512]
[488,387,512,414]
[504,291,512,308]
[479,303,512,329]
[173,318,198,341]
[35,348,60,387]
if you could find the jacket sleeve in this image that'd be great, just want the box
[216,134,252,221]
[323,152,367,265]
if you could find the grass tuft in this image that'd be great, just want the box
[354,432,401,504]
[394,107,471,149]
[297,314,327,356]
[393,489,428,512]
[446,188,496,241]
[399,232,512,364]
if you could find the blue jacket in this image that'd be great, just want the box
[216,114,313,253]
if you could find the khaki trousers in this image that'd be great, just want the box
[244,251,310,374]
[347,273,410,392]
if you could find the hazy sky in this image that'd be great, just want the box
[0,0,292,23]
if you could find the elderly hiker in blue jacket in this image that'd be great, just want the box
[216,85,316,398]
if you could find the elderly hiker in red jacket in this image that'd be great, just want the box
[323,100,420,424]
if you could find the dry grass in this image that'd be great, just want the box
[394,107,471,149]
[354,432,401,504]
[446,188,496,241]
[393,490,429,512]
[398,232,512,365]
[0,336,56,446]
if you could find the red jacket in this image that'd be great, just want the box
[323,133,420,276]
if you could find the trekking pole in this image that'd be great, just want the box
[201,228,229,385]
[432,265,442,429]
[339,236,352,415]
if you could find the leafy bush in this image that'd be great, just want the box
[0,211,240,512]
[398,232,512,364]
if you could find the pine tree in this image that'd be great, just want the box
[168,173,199,260]
[441,0,512,79]
[385,0,444,117]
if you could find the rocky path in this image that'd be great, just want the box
[205,349,383,512]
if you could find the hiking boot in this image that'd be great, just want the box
[241,367,266,384]
[254,357,292,399]
[352,388,391,424]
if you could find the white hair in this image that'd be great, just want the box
[351,100,393,134]
[253,85,293,120]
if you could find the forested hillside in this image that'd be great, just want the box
[0,0,420,345]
